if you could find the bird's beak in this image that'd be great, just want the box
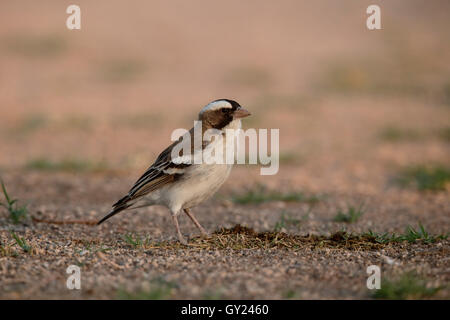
[233,108,251,119]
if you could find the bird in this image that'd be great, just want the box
[97,99,251,244]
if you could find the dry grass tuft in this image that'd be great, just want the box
[143,225,387,251]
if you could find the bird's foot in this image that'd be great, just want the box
[200,231,212,239]
[177,233,188,245]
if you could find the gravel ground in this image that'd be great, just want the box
[0,1,449,299]
[0,170,449,299]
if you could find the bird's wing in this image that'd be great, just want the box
[125,127,199,200]
[97,129,196,225]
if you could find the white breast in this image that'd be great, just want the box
[172,162,232,209]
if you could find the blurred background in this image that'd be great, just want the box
[0,0,449,193]
[0,0,449,300]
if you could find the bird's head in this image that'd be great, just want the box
[198,99,251,130]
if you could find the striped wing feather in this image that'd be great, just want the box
[97,134,192,225]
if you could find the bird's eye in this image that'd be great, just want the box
[221,108,229,113]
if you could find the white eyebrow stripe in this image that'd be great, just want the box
[199,100,232,114]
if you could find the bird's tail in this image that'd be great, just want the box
[97,203,132,225]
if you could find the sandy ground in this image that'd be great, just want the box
[0,1,449,299]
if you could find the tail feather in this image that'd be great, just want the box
[97,203,132,225]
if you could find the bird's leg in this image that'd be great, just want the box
[183,208,210,237]
[171,214,187,245]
